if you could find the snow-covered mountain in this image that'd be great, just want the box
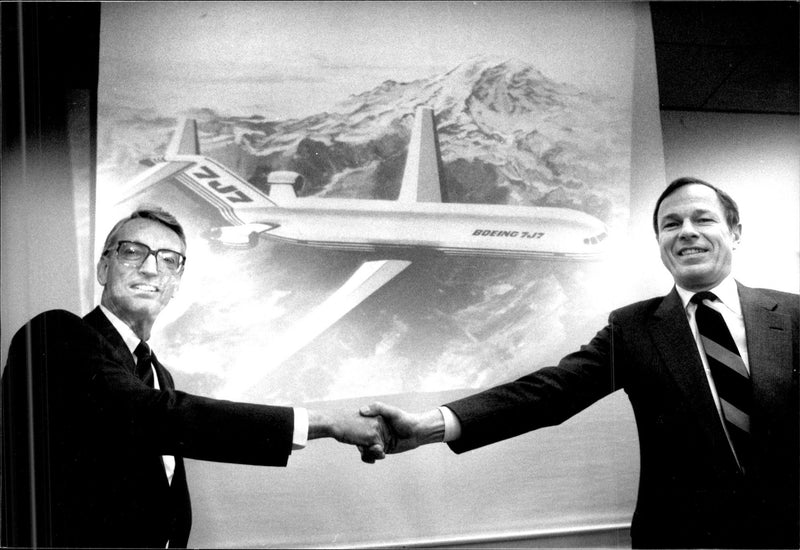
[99,55,629,225]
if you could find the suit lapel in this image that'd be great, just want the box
[648,289,733,450]
[738,284,794,424]
[83,307,137,374]
[84,308,176,390]
[149,352,174,391]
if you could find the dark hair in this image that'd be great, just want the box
[652,176,740,234]
[102,207,187,252]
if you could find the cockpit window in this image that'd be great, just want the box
[583,232,608,245]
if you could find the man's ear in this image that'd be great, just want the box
[732,223,742,249]
[170,278,180,300]
[96,258,108,286]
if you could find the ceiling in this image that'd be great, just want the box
[650,1,799,114]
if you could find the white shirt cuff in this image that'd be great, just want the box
[292,407,309,450]
[438,406,462,442]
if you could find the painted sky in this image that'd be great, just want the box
[99,1,636,118]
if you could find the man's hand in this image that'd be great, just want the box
[307,409,389,463]
[359,402,445,454]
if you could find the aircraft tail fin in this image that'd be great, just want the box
[166,118,201,157]
[117,118,279,217]
[398,107,446,203]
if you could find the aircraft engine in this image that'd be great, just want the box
[266,170,304,201]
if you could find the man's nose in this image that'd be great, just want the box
[138,252,160,274]
[678,219,699,238]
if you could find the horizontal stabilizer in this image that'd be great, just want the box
[114,161,192,206]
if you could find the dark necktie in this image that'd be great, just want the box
[691,291,751,471]
[134,340,155,388]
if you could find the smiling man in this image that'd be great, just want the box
[654,178,742,292]
[2,208,388,549]
[97,213,186,341]
[363,177,799,548]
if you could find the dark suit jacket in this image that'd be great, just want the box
[445,283,799,549]
[2,307,296,548]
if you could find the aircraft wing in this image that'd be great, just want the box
[216,259,411,399]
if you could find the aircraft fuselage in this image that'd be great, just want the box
[239,198,608,260]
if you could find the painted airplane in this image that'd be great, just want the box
[119,107,609,388]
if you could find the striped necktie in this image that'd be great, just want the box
[691,291,751,472]
[134,340,155,388]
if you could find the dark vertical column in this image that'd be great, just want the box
[1,3,100,546]
[1,1,100,362]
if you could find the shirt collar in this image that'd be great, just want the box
[99,304,142,357]
[675,274,742,315]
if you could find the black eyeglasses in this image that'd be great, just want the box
[104,241,186,274]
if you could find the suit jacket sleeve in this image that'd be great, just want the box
[92,363,296,466]
[20,309,294,467]
[445,319,621,454]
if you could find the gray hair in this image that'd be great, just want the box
[102,207,187,252]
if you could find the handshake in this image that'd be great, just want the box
[311,402,446,463]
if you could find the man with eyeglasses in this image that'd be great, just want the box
[1,208,388,548]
